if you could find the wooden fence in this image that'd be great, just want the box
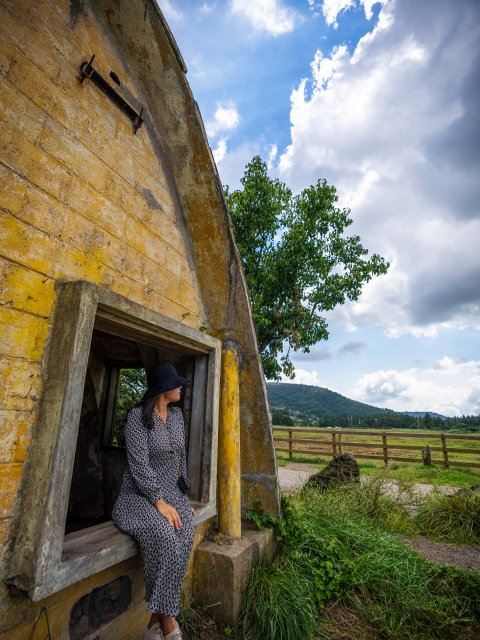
[274,428,480,468]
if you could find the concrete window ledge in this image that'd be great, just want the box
[57,501,216,590]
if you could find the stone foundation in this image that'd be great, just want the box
[192,523,276,627]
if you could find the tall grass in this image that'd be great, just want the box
[239,475,480,640]
[415,490,480,544]
[239,559,318,640]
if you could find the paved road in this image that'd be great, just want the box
[277,463,459,496]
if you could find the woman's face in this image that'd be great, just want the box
[162,386,182,404]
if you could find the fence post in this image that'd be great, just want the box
[289,430,293,460]
[338,433,342,454]
[332,432,337,457]
[382,433,388,466]
[441,434,449,467]
[421,445,432,466]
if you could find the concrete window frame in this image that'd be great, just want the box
[13,280,220,601]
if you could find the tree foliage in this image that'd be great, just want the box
[271,410,295,426]
[423,412,433,430]
[113,368,147,446]
[225,156,389,380]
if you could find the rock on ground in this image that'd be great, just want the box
[454,483,480,498]
[305,453,360,489]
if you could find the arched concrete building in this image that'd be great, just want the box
[0,0,280,636]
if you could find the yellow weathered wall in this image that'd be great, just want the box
[0,0,207,635]
[0,556,147,640]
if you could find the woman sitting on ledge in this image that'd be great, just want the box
[113,363,195,640]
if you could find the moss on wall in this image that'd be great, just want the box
[0,0,208,634]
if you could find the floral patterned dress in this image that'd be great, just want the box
[113,406,194,616]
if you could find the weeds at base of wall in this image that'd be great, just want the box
[236,473,480,640]
[179,605,235,639]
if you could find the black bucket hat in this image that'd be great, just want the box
[141,363,189,401]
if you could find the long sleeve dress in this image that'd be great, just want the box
[112,405,194,616]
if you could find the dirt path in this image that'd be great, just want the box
[400,536,480,572]
[277,465,313,493]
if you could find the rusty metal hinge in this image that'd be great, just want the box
[80,55,144,134]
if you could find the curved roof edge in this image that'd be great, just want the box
[91,0,281,515]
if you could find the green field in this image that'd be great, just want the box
[273,426,480,467]
[274,425,480,489]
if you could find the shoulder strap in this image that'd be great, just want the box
[154,410,181,478]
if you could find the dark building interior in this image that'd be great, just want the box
[65,325,195,535]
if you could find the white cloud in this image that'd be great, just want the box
[230,0,298,36]
[350,369,460,415]
[361,0,383,20]
[282,368,322,385]
[206,103,241,138]
[206,103,241,165]
[318,0,388,27]
[212,138,228,163]
[159,0,183,21]
[200,3,216,14]
[267,143,278,169]
[277,0,480,339]
[427,356,480,375]
[321,0,355,27]
[349,359,480,416]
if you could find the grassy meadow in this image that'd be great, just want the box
[181,435,480,639]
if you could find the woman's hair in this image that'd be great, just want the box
[134,395,159,429]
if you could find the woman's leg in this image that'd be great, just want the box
[148,613,161,630]
[159,615,178,635]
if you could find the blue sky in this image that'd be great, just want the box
[160,0,480,416]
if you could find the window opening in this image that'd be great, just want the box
[65,328,196,535]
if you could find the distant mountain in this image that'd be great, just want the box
[267,382,394,418]
[401,411,447,420]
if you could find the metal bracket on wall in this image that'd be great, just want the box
[80,55,144,134]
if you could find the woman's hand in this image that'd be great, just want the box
[191,507,196,516]
[155,499,182,530]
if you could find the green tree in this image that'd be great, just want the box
[271,410,294,426]
[113,368,147,446]
[225,157,389,380]
[423,412,433,430]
